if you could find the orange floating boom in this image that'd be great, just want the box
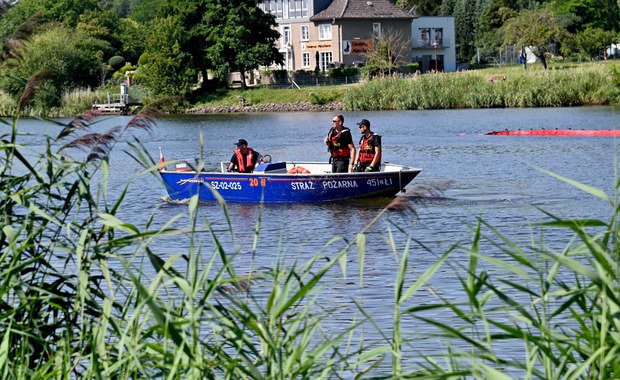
[485,129,620,136]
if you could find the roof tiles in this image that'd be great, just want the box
[310,0,414,21]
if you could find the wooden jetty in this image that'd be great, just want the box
[92,84,142,115]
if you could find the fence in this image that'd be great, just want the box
[258,75,363,89]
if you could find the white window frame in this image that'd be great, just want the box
[302,52,310,68]
[281,25,291,47]
[319,24,332,40]
[320,51,332,71]
[300,25,309,41]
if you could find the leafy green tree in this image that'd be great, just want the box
[502,5,572,70]
[0,25,106,109]
[117,17,147,65]
[200,0,283,89]
[137,16,196,97]
[394,0,442,16]
[475,0,533,64]
[127,0,161,22]
[453,0,480,63]
[573,27,618,60]
[0,0,46,41]
[154,0,282,90]
[551,0,620,32]
[43,0,101,27]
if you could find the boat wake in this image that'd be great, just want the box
[401,180,455,200]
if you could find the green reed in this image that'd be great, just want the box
[3,90,620,377]
[344,63,620,110]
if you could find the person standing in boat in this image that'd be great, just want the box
[324,114,356,173]
[354,119,382,172]
[229,139,261,173]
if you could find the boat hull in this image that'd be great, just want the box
[159,162,421,203]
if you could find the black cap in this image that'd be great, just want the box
[234,139,248,146]
[356,119,370,127]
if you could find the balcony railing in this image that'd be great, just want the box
[413,37,451,49]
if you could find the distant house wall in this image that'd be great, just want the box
[340,19,412,67]
[411,16,456,73]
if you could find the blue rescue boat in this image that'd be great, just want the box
[159,161,422,203]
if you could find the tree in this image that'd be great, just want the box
[394,0,442,16]
[363,29,412,77]
[0,25,106,108]
[573,27,618,60]
[138,16,196,97]
[444,0,484,63]
[551,0,620,32]
[502,5,571,70]
[199,0,283,90]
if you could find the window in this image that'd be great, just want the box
[320,51,332,71]
[294,0,302,17]
[420,28,430,46]
[300,25,309,41]
[288,0,294,17]
[319,24,332,40]
[281,25,291,47]
[434,28,443,46]
[373,23,381,39]
[283,0,289,18]
[302,52,310,68]
[276,0,282,18]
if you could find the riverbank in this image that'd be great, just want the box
[185,101,343,114]
[3,62,619,117]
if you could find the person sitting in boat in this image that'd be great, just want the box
[353,119,382,172]
[324,114,356,173]
[228,139,261,173]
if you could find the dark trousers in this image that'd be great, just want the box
[331,159,349,173]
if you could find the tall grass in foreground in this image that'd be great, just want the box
[344,62,620,110]
[2,93,620,377]
[2,52,620,377]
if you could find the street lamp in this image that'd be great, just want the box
[432,41,439,72]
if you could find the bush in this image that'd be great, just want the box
[328,66,360,78]
[108,55,126,70]
[137,52,151,66]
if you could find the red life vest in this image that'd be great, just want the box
[328,128,351,159]
[235,148,255,173]
[358,134,381,164]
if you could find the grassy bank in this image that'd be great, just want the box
[192,61,620,112]
[344,61,620,110]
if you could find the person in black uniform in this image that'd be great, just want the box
[228,139,261,173]
[353,119,382,172]
[324,114,356,173]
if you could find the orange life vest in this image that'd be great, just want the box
[328,128,351,159]
[358,134,381,164]
[235,148,255,173]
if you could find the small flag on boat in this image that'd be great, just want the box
[159,146,165,171]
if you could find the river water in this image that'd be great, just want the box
[11,105,620,373]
